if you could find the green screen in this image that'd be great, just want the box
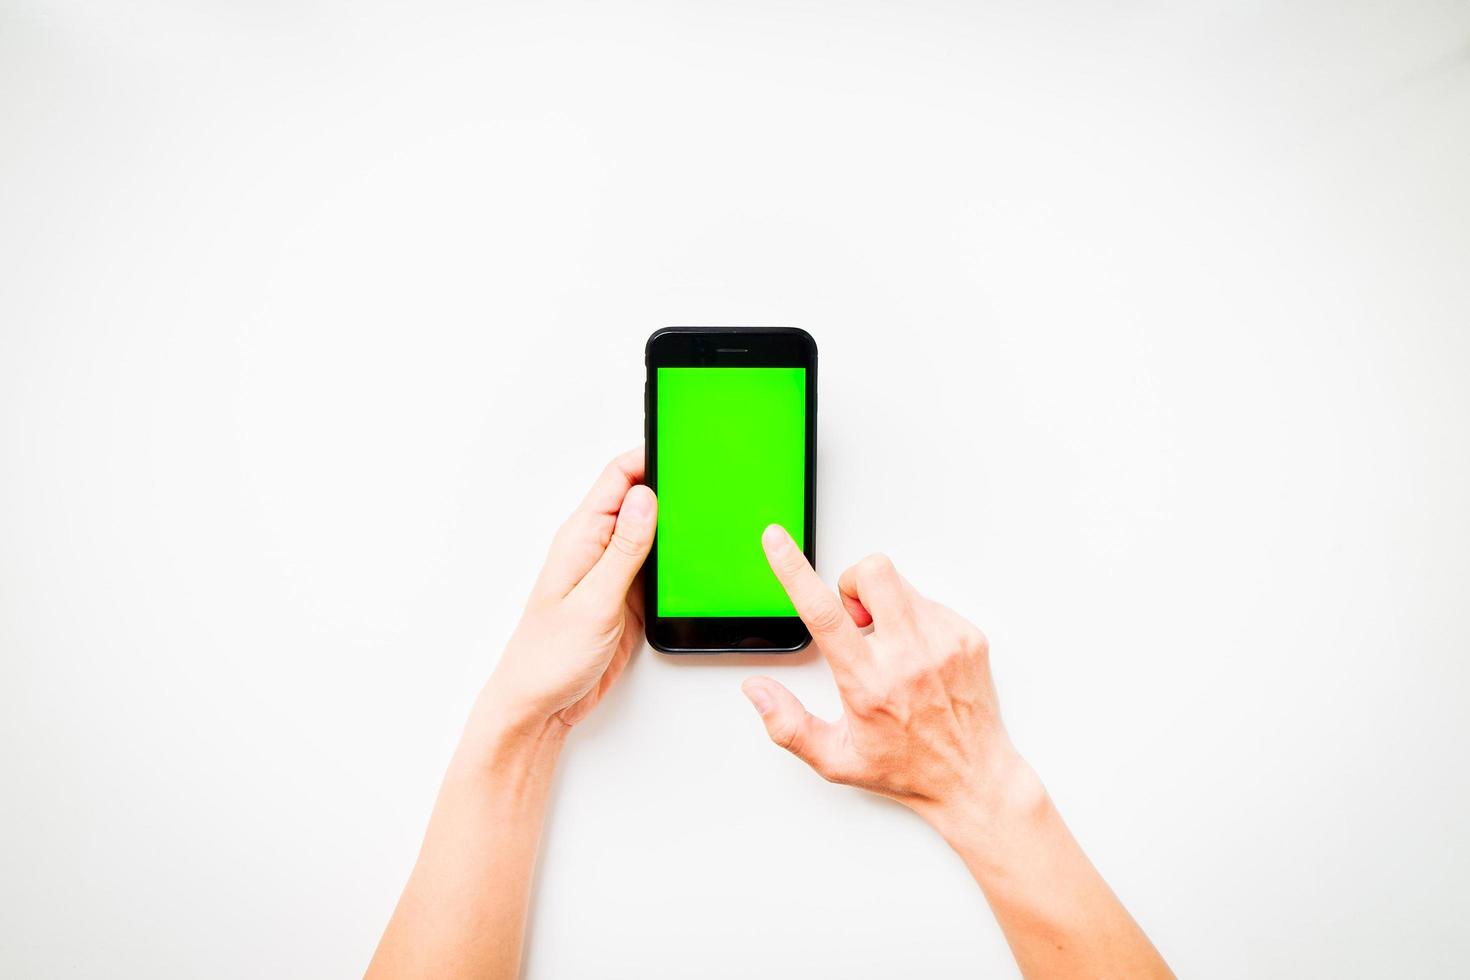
[656,367,806,617]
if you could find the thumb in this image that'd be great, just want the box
[573,484,656,605]
[741,677,847,781]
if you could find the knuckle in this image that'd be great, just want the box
[608,528,644,559]
[961,625,989,657]
[773,719,804,756]
[776,546,808,577]
[859,552,898,579]
[804,597,848,635]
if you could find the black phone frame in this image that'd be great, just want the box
[644,326,817,654]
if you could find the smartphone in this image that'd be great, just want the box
[644,327,818,653]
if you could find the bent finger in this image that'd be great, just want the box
[837,553,918,636]
[573,484,657,606]
[535,447,645,597]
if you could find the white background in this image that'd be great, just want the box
[3,1,1468,977]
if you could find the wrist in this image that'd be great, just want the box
[453,681,569,775]
[920,749,1050,850]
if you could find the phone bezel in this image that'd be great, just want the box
[644,326,817,654]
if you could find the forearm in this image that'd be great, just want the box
[367,449,653,977]
[930,759,1173,980]
[368,693,567,980]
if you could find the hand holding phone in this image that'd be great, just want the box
[482,448,656,731]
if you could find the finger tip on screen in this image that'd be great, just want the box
[761,523,790,551]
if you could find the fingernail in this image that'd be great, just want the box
[762,524,789,551]
[743,682,773,715]
[623,485,654,521]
